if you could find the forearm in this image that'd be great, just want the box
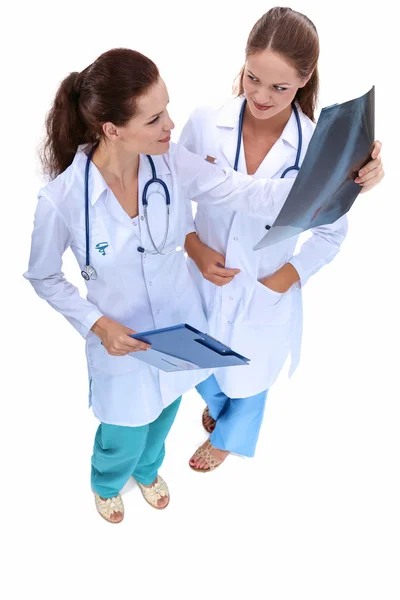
[260,263,300,293]
[185,232,204,261]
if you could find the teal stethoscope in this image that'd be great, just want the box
[81,145,180,281]
[234,99,303,173]
[233,99,303,232]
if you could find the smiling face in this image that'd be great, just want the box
[102,78,175,155]
[243,49,311,121]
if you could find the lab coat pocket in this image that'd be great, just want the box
[244,280,292,326]
[71,223,115,265]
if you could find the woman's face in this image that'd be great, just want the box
[103,78,175,155]
[243,49,311,121]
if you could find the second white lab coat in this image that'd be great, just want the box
[179,97,348,398]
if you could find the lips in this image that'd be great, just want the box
[159,135,171,143]
[253,100,273,111]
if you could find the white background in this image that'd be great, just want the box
[2,0,398,598]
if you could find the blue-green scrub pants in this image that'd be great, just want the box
[91,397,181,498]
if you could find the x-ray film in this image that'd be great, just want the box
[254,87,375,250]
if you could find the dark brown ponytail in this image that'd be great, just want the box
[41,49,160,179]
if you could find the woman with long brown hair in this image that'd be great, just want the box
[180,7,384,472]
[24,47,303,523]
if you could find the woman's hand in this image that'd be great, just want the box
[260,263,300,294]
[91,317,151,356]
[355,141,384,193]
[185,233,240,287]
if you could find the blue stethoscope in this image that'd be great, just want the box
[234,99,303,175]
[81,145,179,281]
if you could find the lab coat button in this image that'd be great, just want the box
[233,237,238,241]
[229,296,233,300]
[149,281,152,286]
[228,320,233,324]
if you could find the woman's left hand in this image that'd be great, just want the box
[261,263,300,293]
[355,140,384,193]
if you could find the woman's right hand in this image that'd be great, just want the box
[185,233,240,287]
[91,317,151,356]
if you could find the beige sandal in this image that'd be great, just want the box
[202,407,216,433]
[136,476,170,510]
[94,492,124,523]
[189,439,223,473]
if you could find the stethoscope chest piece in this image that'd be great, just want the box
[81,265,98,281]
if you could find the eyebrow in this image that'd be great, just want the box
[147,99,170,120]
[147,110,163,120]
[247,70,291,86]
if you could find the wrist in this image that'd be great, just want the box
[185,232,203,260]
[91,316,111,336]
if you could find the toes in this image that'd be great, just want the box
[157,495,169,508]
[198,457,210,470]
[189,454,197,466]
[110,511,123,523]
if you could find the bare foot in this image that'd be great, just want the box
[203,413,216,433]
[189,440,230,471]
[140,478,169,508]
[99,497,124,522]
[202,408,216,433]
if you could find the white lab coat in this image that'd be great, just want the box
[179,97,348,398]
[24,142,295,426]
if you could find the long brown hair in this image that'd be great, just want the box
[233,7,320,121]
[41,48,160,179]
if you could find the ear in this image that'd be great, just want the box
[299,71,313,88]
[102,122,119,140]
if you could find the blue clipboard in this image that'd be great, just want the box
[129,323,250,372]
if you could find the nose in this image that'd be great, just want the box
[254,95,271,106]
[163,110,175,131]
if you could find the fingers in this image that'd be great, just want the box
[107,334,150,355]
[217,267,241,277]
[205,263,240,278]
[207,274,236,286]
[357,165,384,185]
[371,140,382,159]
[355,155,382,183]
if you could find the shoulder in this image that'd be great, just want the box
[38,149,85,213]
[297,106,316,141]
[186,96,243,128]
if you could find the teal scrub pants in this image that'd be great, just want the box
[91,397,181,498]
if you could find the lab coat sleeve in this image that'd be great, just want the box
[288,215,348,286]
[178,113,198,154]
[184,197,196,236]
[23,195,104,338]
[178,118,198,235]
[173,143,293,223]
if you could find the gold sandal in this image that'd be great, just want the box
[94,492,124,524]
[136,476,170,510]
[202,407,216,433]
[189,439,223,473]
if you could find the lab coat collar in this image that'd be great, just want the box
[216,97,301,169]
[74,146,171,208]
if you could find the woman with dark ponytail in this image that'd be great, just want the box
[180,7,384,473]
[25,47,301,523]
